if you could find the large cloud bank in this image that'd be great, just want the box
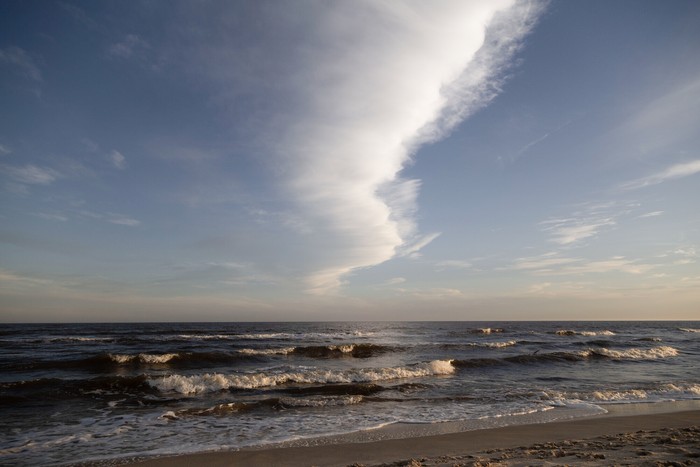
[275,1,542,294]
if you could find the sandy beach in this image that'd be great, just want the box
[130,403,700,466]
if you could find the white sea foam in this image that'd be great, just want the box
[475,328,504,334]
[237,333,293,339]
[556,330,615,336]
[47,336,114,343]
[149,360,455,394]
[177,334,236,340]
[586,346,679,360]
[278,395,364,407]
[679,328,700,333]
[109,353,179,364]
[237,347,296,356]
[561,383,700,403]
[482,340,517,348]
[466,340,517,349]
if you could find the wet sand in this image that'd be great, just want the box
[130,405,700,466]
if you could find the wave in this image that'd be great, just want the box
[452,346,680,369]
[471,340,517,348]
[164,394,366,419]
[149,360,455,394]
[583,346,679,359]
[555,329,616,336]
[238,343,394,358]
[473,328,505,334]
[679,328,700,333]
[2,351,256,373]
[547,383,700,404]
[0,375,156,404]
[109,353,180,364]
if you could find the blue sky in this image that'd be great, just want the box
[1,0,699,322]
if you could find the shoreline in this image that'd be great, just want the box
[128,401,700,466]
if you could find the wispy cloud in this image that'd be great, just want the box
[107,216,140,227]
[638,210,664,218]
[508,252,659,277]
[541,217,616,245]
[620,160,700,190]
[0,144,11,155]
[278,1,543,294]
[435,260,473,270]
[543,257,655,276]
[109,150,126,170]
[385,277,407,286]
[0,46,42,82]
[58,2,99,30]
[108,34,149,59]
[510,254,580,270]
[2,164,60,185]
[35,212,69,222]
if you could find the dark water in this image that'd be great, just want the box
[1,321,699,465]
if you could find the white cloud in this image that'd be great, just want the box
[385,277,407,286]
[620,160,700,191]
[109,150,126,169]
[538,257,655,276]
[638,211,663,218]
[0,144,11,155]
[411,287,464,300]
[35,212,69,222]
[0,46,42,81]
[510,255,580,270]
[541,217,616,245]
[2,164,60,185]
[108,216,140,227]
[435,260,473,270]
[278,0,542,294]
[109,34,149,59]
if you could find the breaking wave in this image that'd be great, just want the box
[164,395,366,419]
[149,360,455,394]
[583,346,679,359]
[238,343,393,358]
[545,383,700,404]
[452,346,680,369]
[555,330,616,336]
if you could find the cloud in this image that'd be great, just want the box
[537,257,655,276]
[0,144,11,155]
[58,2,99,30]
[510,254,580,270]
[620,160,700,191]
[410,287,465,300]
[435,260,473,270]
[35,212,69,222]
[109,150,126,169]
[108,34,149,59]
[277,0,542,293]
[0,46,42,82]
[385,277,407,286]
[2,164,60,185]
[107,216,140,227]
[638,210,663,218]
[541,217,616,245]
[616,78,700,157]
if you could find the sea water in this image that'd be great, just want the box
[1,321,699,465]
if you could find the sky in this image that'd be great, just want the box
[1,0,699,322]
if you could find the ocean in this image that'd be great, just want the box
[1,321,699,465]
